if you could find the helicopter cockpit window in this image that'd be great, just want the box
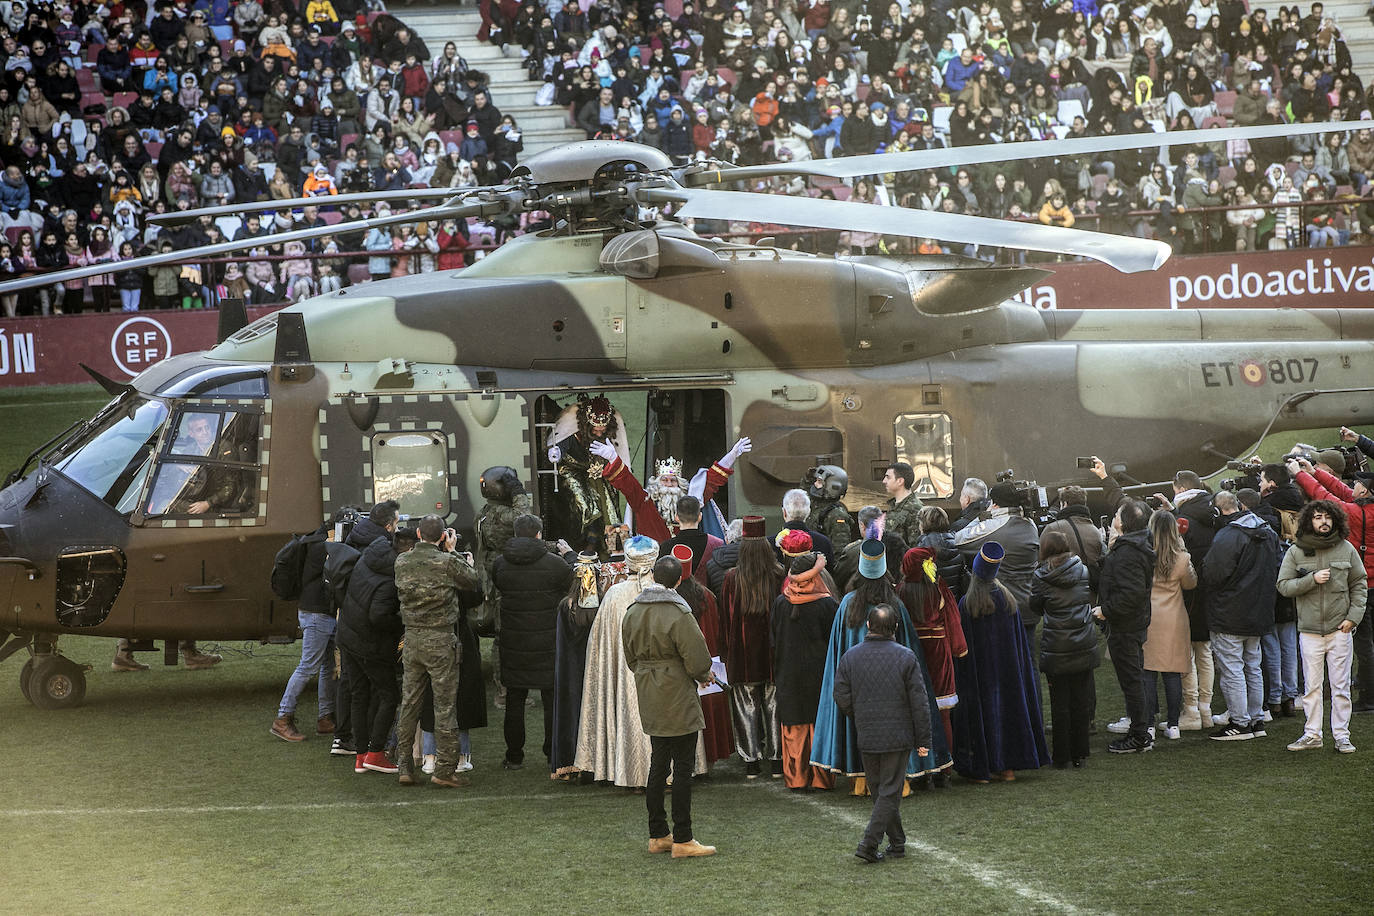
[49,396,169,512]
[371,431,448,519]
[144,408,262,517]
[893,412,954,500]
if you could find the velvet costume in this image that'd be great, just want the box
[812,594,955,779]
[951,588,1051,780]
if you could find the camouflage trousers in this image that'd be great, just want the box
[395,627,461,780]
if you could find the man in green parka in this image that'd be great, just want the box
[622,554,718,859]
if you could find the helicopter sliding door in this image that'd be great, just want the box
[318,391,534,534]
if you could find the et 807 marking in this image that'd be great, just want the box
[1200,358,1320,388]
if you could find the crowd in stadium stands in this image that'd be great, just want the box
[0,0,1373,314]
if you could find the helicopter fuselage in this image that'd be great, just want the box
[0,226,1371,662]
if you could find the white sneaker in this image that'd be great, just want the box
[1212,710,1230,726]
[456,754,474,772]
[1287,733,1323,751]
[421,754,437,775]
[1335,738,1356,754]
[1178,707,1202,730]
[1163,726,1181,740]
[1199,707,1214,728]
[1262,708,1273,722]
[1106,716,1131,735]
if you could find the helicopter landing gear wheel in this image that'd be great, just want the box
[19,657,34,702]
[27,655,87,710]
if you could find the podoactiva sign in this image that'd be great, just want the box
[1009,246,1374,311]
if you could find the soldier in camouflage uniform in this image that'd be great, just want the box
[882,461,925,547]
[394,514,482,787]
[805,465,859,548]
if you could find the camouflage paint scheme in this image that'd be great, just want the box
[1,173,1372,695]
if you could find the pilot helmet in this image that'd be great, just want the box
[806,464,849,501]
[479,466,525,505]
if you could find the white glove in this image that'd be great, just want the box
[717,436,751,470]
[588,439,618,462]
[547,446,562,464]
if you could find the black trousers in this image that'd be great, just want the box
[342,647,400,755]
[647,732,697,844]
[1355,613,1374,700]
[1046,669,1096,763]
[504,687,553,764]
[1107,628,1149,738]
[336,649,352,743]
[859,749,908,853]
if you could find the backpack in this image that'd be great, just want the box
[322,541,362,613]
[270,529,326,600]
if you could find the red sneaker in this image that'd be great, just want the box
[354,753,367,774]
[363,751,399,774]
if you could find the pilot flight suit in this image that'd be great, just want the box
[394,539,481,782]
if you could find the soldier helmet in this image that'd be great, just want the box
[479,466,525,505]
[805,465,849,501]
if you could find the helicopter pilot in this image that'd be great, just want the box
[146,413,253,516]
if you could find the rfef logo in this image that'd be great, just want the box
[111,317,172,377]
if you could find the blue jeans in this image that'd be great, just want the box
[277,611,338,718]
[1211,632,1263,728]
[1261,622,1299,703]
[1145,671,1183,726]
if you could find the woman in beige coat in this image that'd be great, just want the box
[1144,510,1196,740]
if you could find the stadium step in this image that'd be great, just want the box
[404,6,584,156]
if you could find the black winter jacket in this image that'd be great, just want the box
[1099,528,1156,633]
[492,536,574,690]
[335,535,402,662]
[1175,489,1218,640]
[1029,556,1099,674]
[297,525,331,613]
[347,516,391,550]
[833,634,932,754]
[706,541,740,596]
[1202,511,1279,636]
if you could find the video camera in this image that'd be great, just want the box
[1217,460,1261,493]
[333,505,363,541]
[993,468,1054,526]
[1291,442,1366,478]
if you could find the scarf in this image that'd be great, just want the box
[783,555,831,605]
[1295,528,1345,553]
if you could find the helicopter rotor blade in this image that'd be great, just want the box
[664,189,1170,273]
[147,187,473,226]
[0,196,521,296]
[685,119,1372,185]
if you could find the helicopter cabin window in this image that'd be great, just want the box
[144,408,262,518]
[893,412,954,500]
[371,431,449,518]
[50,395,169,513]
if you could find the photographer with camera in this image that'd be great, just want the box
[952,478,1041,668]
[1042,478,1107,600]
[394,515,483,787]
[1289,453,1374,714]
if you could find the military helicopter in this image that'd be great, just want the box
[0,121,1371,709]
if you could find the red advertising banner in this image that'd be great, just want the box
[0,306,282,388]
[1011,245,1374,311]
[2,244,1373,389]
